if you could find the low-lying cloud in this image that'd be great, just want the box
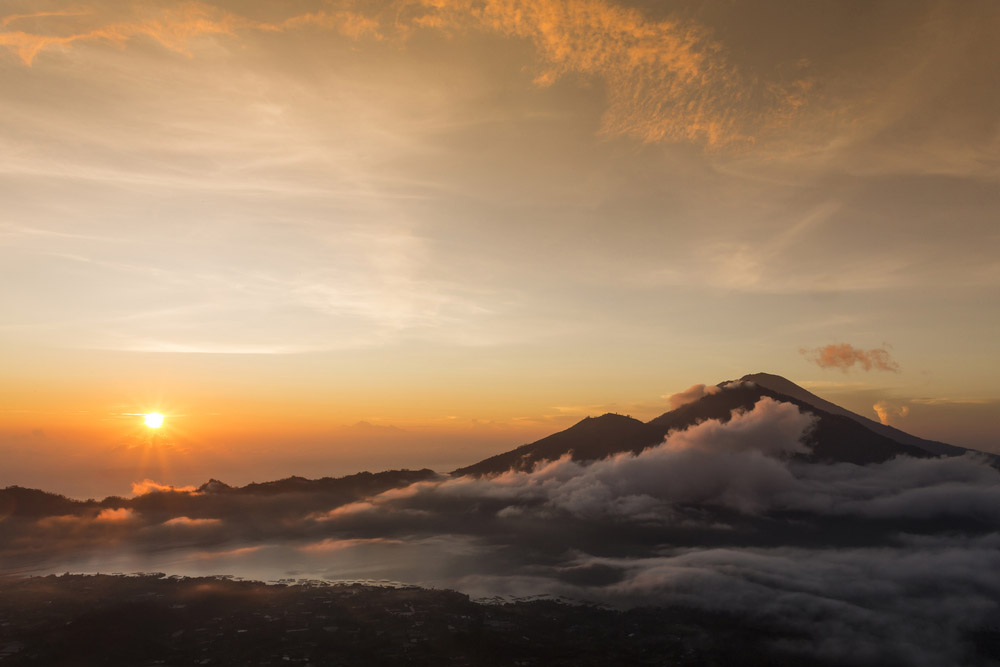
[3,397,999,664]
[132,479,198,495]
[665,383,721,409]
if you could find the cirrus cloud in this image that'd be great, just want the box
[1,0,808,148]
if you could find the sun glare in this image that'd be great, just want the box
[144,412,164,429]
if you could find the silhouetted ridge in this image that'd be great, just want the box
[198,478,232,493]
[2,469,439,519]
[452,413,661,477]
[225,469,438,496]
[0,486,88,518]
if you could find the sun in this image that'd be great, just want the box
[144,412,164,429]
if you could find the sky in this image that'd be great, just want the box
[1,0,998,498]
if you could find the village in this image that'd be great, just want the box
[0,573,797,666]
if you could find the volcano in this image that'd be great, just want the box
[453,373,980,477]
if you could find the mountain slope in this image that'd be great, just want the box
[647,382,932,464]
[453,413,661,477]
[740,372,967,456]
[454,375,954,477]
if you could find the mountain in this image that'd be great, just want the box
[452,413,663,479]
[195,469,438,497]
[739,372,967,456]
[453,374,967,477]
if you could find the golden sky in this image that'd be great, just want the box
[1,0,998,497]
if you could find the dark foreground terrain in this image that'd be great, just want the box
[0,574,847,666]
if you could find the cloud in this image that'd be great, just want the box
[95,507,135,522]
[0,2,381,66]
[408,0,809,147]
[910,397,991,406]
[872,400,910,426]
[0,10,92,29]
[1,1,807,148]
[132,479,197,495]
[272,10,382,40]
[482,539,1000,667]
[299,537,403,553]
[802,343,900,372]
[665,383,720,409]
[161,516,220,527]
[0,2,239,66]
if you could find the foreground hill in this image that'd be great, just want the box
[0,573,856,667]
[453,374,968,477]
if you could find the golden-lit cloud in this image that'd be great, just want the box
[1,0,807,147]
[162,516,220,527]
[0,3,239,65]
[314,501,377,521]
[872,400,910,426]
[910,397,991,406]
[0,11,92,28]
[299,537,402,553]
[193,545,262,560]
[0,2,380,66]
[271,10,382,40]
[131,479,197,495]
[803,343,900,373]
[95,507,135,521]
[408,0,809,146]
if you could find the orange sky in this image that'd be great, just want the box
[1,0,998,497]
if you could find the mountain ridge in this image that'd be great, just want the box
[0,468,438,516]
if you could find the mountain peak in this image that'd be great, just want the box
[454,372,979,477]
[452,412,659,477]
[736,372,966,457]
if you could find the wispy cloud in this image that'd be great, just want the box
[0,3,239,65]
[910,397,992,406]
[0,10,93,29]
[664,384,721,410]
[0,2,382,66]
[408,0,809,147]
[2,1,808,148]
